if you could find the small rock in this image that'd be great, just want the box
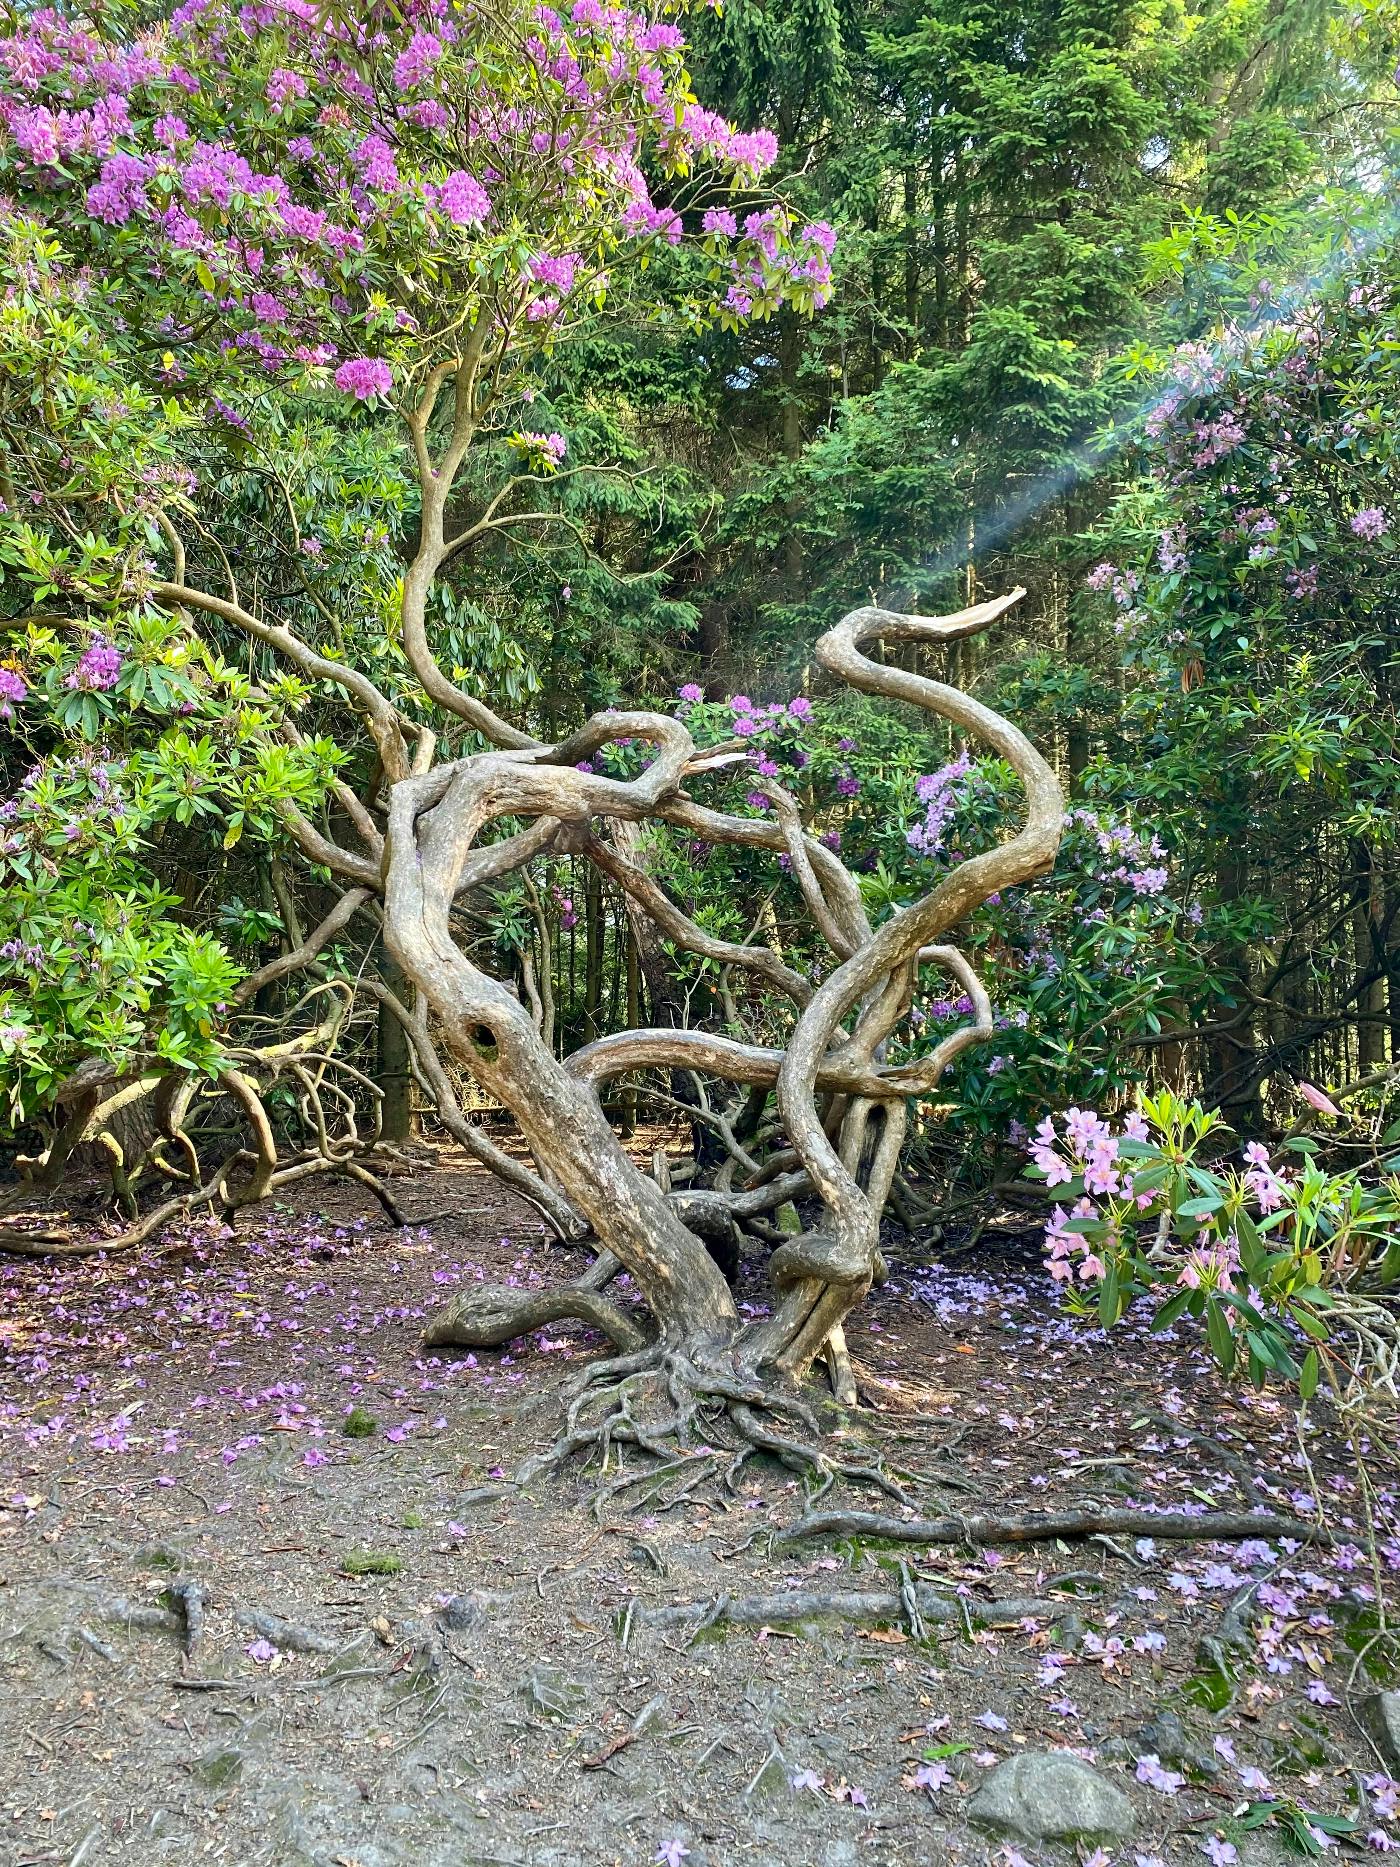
[190,1745,246,1790]
[437,1591,488,1633]
[524,1662,588,1720]
[1134,1707,1219,1777]
[967,1751,1136,1844]
[1357,1691,1400,1772]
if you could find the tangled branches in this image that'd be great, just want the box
[4,578,1063,1491]
[374,588,1061,1408]
[0,980,412,1254]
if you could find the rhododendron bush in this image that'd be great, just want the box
[1073,238,1400,1132]
[637,689,1211,1154]
[0,0,832,1131]
[1029,1090,1400,1403]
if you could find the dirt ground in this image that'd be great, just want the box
[1,1148,1396,1867]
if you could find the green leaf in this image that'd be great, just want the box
[1205,1299,1236,1373]
[1178,1194,1224,1218]
[1150,1288,1192,1333]
[1299,1347,1319,1400]
[1098,1261,1121,1330]
[1289,1305,1330,1342]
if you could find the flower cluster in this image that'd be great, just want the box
[64,638,122,693]
[1350,505,1389,541]
[1066,808,1168,898]
[333,358,392,400]
[0,0,834,412]
[1027,1088,1400,1395]
[906,751,972,858]
[674,688,819,791]
[516,430,567,469]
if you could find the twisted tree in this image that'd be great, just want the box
[282,565,1065,1458]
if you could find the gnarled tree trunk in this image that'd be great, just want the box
[380,590,1063,1407]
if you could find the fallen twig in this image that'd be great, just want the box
[774,1505,1330,1550]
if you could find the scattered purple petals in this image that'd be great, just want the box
[1136,1754,1184,1794]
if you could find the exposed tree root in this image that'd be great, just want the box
[166,1578,208,1659]
[629,1582,1095,1644]
[775,1505,1334,1550]
[421,1255,646,1354]
[1134,1408,1266,1510]
[502,1339,917,1507]
[1196,1574,1269,1686]
[234,1607,340,1655]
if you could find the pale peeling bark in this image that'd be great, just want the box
[371,588,1063,1391]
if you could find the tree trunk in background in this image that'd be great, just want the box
[779,314,804,587]
[621,924,640,1134]
[610,819,675,1027]
[698,598,729,699]
[377,947,415,1143]
[953,152,969,346]
[583,860,605,1044]
[1354,840,1387,1072]
[1210,832,1262,1131]
[903,169,921,358]
[1061,567,1089,789]
[932,170,949,350]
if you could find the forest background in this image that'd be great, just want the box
[3,0,1400,1243]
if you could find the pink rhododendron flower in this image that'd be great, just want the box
[335,358,392,400]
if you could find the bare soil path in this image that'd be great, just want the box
[0,1151,1394,1866]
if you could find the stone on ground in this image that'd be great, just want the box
[1357,1690,1400,1772]
[966,1750,1136,1844]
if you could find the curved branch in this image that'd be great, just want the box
[233,887,373,1005]
[746,591,1063,1375]
[151,581,409,781]
[362,977,585,1240]
[583,833,811,1008]
[273,798,381,888]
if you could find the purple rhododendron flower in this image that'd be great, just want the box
[335,357,392,399]
[437,170,490,225]
[1136,1754,1184,1794]
[1350,505,1389,540]
[65,639,121,692]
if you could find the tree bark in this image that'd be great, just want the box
[376,948,415,1143]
